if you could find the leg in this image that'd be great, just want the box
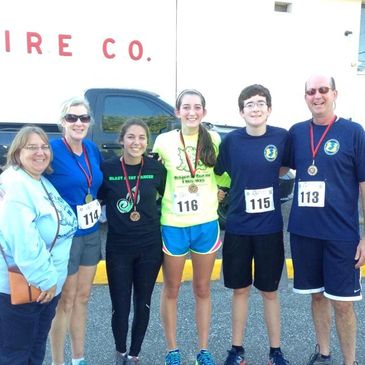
[0,294,45,365]
[69,264,97,359]
[160,254,186,350]
[106,248,134,354]
[311,293,331,356]
[191,251,216,349]
[231,287,250,346]
[261,290,281,348]
[332,300,356,365]
[50,273,79,365]
[129,244,162,356]
[29,296,60,365]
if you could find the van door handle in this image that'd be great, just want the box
[101,143,121,149]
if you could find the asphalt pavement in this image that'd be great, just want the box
[43,279,365,365]
[43,200,365,365]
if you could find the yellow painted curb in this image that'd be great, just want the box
[93,259,222,285]
[93,258,365,285]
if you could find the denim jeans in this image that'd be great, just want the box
[0,293,60,365]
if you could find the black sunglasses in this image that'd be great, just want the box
[305,86,332,96]
[64,114,91,123]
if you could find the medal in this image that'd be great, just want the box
[85,193,93,203]
[307,165,318,176]
[130,210,141,221]
[121,157,144,222]
[180,131,200,192]
[63,138,94,206]
[308,116,336,177]
[188,183,198,193]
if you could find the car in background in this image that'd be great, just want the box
[203,122,295,228]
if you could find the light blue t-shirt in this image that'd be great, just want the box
[0,166,77,295]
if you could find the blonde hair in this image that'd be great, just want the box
[5,125,53,174]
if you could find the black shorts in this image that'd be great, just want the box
[222,231,285,292]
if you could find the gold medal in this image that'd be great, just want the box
[130,211,141,222]
[188,183,198,193]
[307,165,318,176]
[85,193,93,203]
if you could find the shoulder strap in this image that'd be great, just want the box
[40,179,60,252]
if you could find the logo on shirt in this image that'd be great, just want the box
[116,187,140,214]
[264,145,278,162]
[324,139,340,155]
[177,146,207,172]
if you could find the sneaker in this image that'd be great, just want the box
[115,351,128,365]
[126,356,140,364]
[195,350,215,365]
[165,349,181,365]
[224,348,246,365]
[269,350,289,365]
[307,345,332,365]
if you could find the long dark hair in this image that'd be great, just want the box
[176,89,217,167]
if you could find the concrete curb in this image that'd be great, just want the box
[92,258,365,285]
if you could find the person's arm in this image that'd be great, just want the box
[1,192,58,291]
[355,181,365,268]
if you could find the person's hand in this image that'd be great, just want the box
[37,284,57,304]
[217,189,226,203]
[355,237,365,268]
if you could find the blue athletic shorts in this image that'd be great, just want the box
[290,234,362,301]
[161,220,222,256]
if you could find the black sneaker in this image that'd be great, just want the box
[268,350,289,365]
[307,345,332,365]
[224,348,246,365]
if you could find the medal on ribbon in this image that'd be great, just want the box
[120,157,144,222]
[179,131,200,192]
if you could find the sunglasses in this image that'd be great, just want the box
[64,114,91,123]
[305,86,332,96]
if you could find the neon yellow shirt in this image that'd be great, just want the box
[153,129,221,227]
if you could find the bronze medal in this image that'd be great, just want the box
[307,165,318,176]
[85,193,93,203]
[130,211,141,222]
[188,183,198,193]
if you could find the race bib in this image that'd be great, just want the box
[173,190,201,215]
[76,199,102,229]
[298,181,325,207]
[244,187,274,213]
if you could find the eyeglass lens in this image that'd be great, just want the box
[64,114,91,123]
[305,87,331,96]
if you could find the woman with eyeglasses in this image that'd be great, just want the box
[47,97,103,365]
[0,126,77,365]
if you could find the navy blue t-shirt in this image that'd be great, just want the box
[288,117,365,241]
[215,126,289,235]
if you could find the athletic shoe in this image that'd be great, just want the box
[195,350,215,365]
[307,345,332,365]
[165,349,181,365]
[115,352,127,365]
[268,350,289,365]
[224,348,246,365]
[126,356,140,364]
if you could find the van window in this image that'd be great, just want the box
[101,95,176,146]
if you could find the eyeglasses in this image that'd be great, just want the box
[64,114,91,123]
[305,86,332,96]
[243,101,268,110]
[23,145,50,152]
